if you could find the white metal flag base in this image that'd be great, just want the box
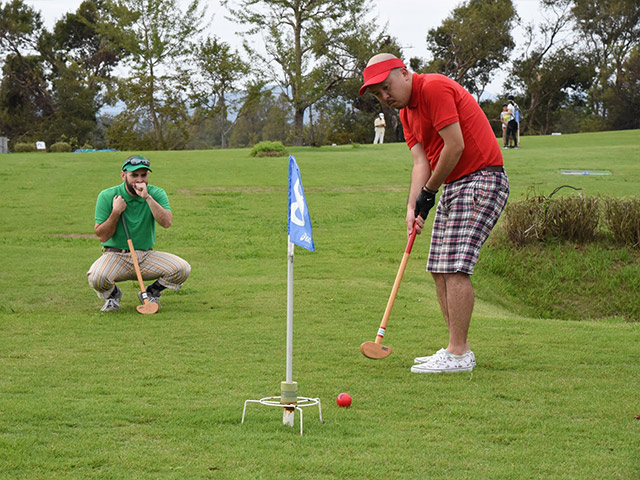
[241,238,323,435]
[241,396,323,436]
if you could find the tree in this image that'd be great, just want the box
[0,0,127,146]
[514,49,594,134]
[50,0,123,99]
[0,0,51,141]
[606,45,640,130]
[106,0,205,149]
[0,54,52,140]
[571,0,640,118]
[222,0,375,145]
[41,0,126,146]
[190,36,248,149]
[261,92,292,142]
[504,0,594,134]
[421,0,516,99]
[0,0,43,61]
[229,80,280,147]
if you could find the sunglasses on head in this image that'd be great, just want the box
[123,155,150,169]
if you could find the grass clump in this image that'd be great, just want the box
[602,197,640,246]
[49,141,72,153]
[250,140,288,157]
[503,187,640,248]
[503,187,600,245]
[12,142,37,152]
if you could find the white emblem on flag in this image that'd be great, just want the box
[290,179,305,227]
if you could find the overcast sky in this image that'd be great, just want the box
[24,0,545,97]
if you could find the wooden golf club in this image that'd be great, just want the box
[360,221,418,359]
[121,213,159,315]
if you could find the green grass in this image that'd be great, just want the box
[0,131,639,479]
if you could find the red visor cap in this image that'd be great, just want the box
[359,58,406,96]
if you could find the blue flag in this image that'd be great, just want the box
[288,155,315,252]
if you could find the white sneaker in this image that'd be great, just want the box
[414,348,447,364]
[410,349,476,373]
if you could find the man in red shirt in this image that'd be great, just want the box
[360,53,509,373]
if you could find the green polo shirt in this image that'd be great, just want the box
[95,183,171,250]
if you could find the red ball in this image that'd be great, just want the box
[336,393,352,407]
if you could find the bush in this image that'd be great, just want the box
[250,141,288,157]
[546,195,600,243]
[503,195,545,246]
[49,142,72,153]
[13,143,36,152]
[503,188,640,248]
[602,197,640,247]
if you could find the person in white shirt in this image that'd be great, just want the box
[373,113,386,144]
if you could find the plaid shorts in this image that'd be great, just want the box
[427,169,509,275]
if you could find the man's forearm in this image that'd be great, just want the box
[145,195,172,228]
[425,122,465,191]
[407,143,431,209]
[425,145,463,191]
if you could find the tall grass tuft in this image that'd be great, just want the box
[546,194,600,242]
[249,140,288,157]
[502,186,640,248]
[602,197,640,247]
[502,193,545,245]
[503,186,600,245]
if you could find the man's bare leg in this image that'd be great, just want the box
[432,272,474,355]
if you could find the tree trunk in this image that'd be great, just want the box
[148,63,166,149]
[294,107,305,145]
[220,92,227,149]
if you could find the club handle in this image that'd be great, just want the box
[121,213,148,298]
[121,212,131,239]
[126,238,147,295]
[405,222,418,253]
[374,221,419,344]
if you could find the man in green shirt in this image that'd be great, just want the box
[87,155,191,311]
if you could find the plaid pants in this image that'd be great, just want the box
[427,170,509,275]
[87,250,191,299]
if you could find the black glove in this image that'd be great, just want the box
[414,186,437,220]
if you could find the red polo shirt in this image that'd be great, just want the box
[400,73,502,184]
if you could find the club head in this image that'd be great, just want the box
[136,302,159,315]
[360,341,392,359]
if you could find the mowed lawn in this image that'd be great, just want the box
[0,130,639,479]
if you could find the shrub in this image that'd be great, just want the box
[503,188,640,248]
[602,197,640,247]
[49,142,72,153]
[503,195,545,246]
[546,195,600,243]
[250,141,288,157]
[13,143,36,152]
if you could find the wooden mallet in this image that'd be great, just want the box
[121,213,159,315]
[360,222,418,359]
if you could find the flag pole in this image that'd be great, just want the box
[286,236,294,383]
[241,156,322,435]
[280,229,298,428]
